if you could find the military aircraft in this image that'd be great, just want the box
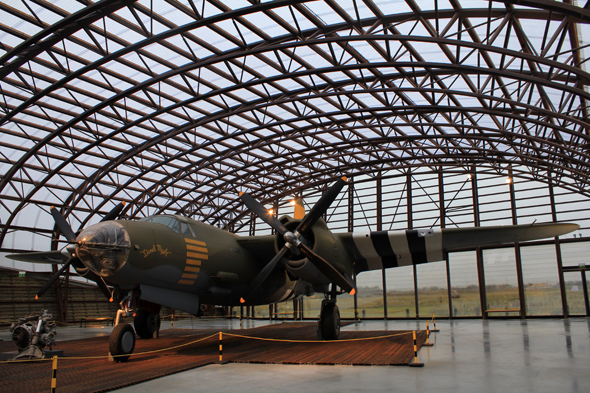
[7,177,579,361]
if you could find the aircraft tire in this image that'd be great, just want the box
[320,303,340,340]
[134,308,161,339]
[109,323,135,362]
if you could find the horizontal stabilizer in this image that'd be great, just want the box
[442,222,579,250]
[6,250,69,264]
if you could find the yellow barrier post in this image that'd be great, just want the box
[217,331,228,364]
[408,331,424,367]
[431,312,440,332]
[51,355,58,393]
[423,320,434,347]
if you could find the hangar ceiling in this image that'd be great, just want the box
[0,0,589,250]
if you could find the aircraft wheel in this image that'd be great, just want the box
[134,308,161,339]
[320,303,340,340]
[109,323,135,362]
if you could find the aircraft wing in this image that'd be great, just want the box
[338,222,579,274]
[6,250,69,264]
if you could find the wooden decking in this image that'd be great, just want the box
[0,322,427,393]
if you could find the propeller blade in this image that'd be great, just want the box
[81,270,112,300]
[239,192,288,236]
[297,243,355,295]
[35,259,74,299]
[95,276,112,300]
[50,206,77,242]
[297,177,347,234]
[240,246,289,303]
[101,201,126,222]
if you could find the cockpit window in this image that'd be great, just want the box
[139,216,180,233]
[180,222,195,237]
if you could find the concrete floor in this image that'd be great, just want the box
[2,317,589,392]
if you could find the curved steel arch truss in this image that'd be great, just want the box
[0,0,589,249]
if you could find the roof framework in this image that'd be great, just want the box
[0,0,589,248]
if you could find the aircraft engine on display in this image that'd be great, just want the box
[10,310,57,360]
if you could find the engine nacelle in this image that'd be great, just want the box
[276,216,348,286]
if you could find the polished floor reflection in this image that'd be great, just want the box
[3,318,588,393]
[113,318,590,393]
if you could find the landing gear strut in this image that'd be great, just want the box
[134,308,161,339]
[109,290,136,362]
[318,285,341,340]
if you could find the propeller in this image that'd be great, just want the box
[35,202,126,300]
[239,177,355,303]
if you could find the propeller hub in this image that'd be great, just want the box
[75,221,130,277]
[283,231,298,246]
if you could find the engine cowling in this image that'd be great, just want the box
[275,216,345,286]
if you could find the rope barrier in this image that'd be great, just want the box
[3,326,430,392]
[224,330,419,343]
[0,333,219,363]
[1,327,428,366]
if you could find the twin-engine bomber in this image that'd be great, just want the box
[8,177,578,361]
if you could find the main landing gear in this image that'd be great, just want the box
[108,291,161,362]
[134,308,161,339]
[317,285,341,340]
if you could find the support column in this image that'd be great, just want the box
[407,171,419,319]
[377,173,387,319]
[439,171,453,319]
[471,168,487,319]
[549,178,568,318]
[349,178,358,318]
[508,169,526,319]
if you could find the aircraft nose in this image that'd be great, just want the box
[75,221,131,277]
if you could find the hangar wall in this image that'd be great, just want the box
[244,165,590,320]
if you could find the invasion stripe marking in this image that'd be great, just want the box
[185,238,206,246]
[184,266,200,273]
[406,230,428,265]
[370,231,398,268]
[178,279,195,285]
[186,244,208,253]
[181,273,199,279]
[187,252,208,260]
[186,259,202,266]
[351,233,383,271]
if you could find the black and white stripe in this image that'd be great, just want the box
[347,228,443,273]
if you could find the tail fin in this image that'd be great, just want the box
[293,198,305,219]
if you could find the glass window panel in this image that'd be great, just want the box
[483,248,521,316]
[385,265,416,318]
[416,261,450,317]
[448,251,482,317]
[337,293,355,319]
[520,245,563,316]
[303,293,323,319]
[275,301,294,321]
[355,270,384,318]
[560,242,590,267]
[253,305,270,318]
[564,271,586,315]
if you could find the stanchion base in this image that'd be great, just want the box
[422,343,434,347]
[215,360,229,365]
[408,362,424,367]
